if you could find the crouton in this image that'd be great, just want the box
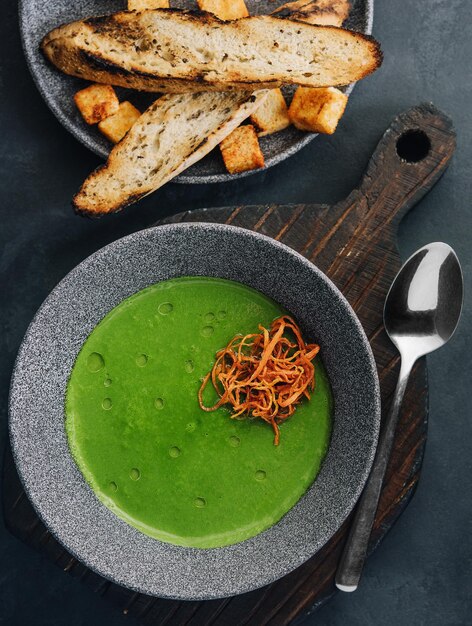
[128,0,170,10]
[220,125,265,174]
[250,88,291,137]
[98,101,141,143]
[288,87,348,134]
[74,84,119,125]
[197,0,249,21]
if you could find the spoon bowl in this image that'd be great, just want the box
[384,242,463,361]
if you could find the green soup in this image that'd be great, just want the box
[66,277,332,548]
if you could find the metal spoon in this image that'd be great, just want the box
[336,242,463,592]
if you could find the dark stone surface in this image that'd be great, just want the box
[0,0,470,624]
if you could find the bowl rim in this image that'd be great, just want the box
[9,222,381,599]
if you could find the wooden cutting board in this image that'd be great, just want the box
[3,103,455,625]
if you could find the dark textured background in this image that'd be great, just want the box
[1,0,470,624]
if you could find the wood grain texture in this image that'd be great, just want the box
[3,104,455,624]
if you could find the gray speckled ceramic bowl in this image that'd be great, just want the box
[19,0,373,184]
[9,223,380,599]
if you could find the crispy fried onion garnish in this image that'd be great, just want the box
[198,315,320,445]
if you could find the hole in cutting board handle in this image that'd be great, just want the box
[396,129,431,163]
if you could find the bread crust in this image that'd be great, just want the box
[42,9,382,94]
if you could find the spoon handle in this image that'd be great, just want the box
[335,356,415,591]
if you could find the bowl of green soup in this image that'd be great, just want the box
[9,223,380,599]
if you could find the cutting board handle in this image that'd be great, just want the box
[355,103,456,225]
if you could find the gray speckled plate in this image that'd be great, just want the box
[9,223,380,599]
[19,0,373,184]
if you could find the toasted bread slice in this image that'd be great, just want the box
[42,10,381,94]
[220,125,264,173]
[73,90,269,216]
[197,0,249,21]
[272,1,350,27]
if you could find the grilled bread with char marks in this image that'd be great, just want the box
[42,9,381,94]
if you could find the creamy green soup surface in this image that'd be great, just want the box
[66,277,332,548]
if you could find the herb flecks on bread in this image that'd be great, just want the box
[73,90,269,216]
[41,10,382,94]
